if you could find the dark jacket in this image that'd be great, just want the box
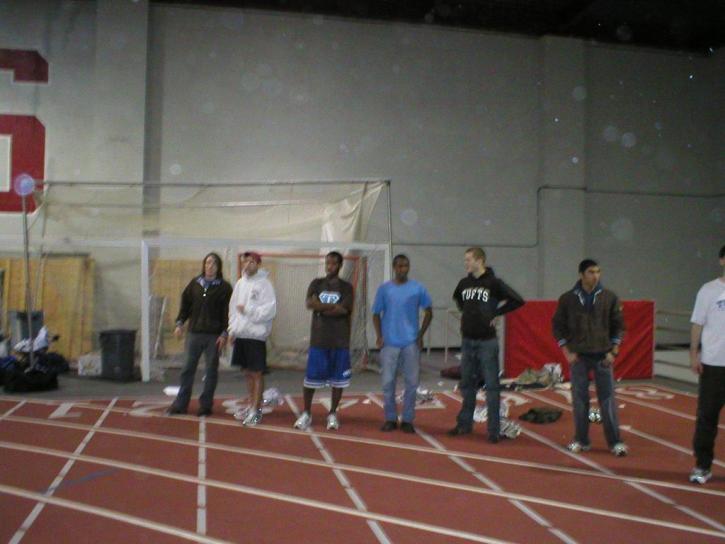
[453,269,525,340]
[552,282,624,354]
[175,277,233,335]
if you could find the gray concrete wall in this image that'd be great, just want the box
[0,1,721,349]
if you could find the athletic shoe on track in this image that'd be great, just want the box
[380,421,397,432]
[689,467,711,485]
[233,408,249,421]
[611,442,628,457]
[566,441,591,453]
[294,411,311,430]
[242,409,262,426]
[326,412,339,430]
[400,422,416,434]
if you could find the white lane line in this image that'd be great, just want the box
[650,384,697,398]
[6,417,725,508]
[519,390,725,533]
[365,393,576,544]
[616,395,725,431]
[198,418,207,536]
[0,483,232,543]
[0,400,26,420]
[284,394,392,544]
[8,397,118,544]
[6,410,725,499]
[2,439,724,540]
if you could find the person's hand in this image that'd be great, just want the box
[603,352,616,367]
[417,335,424,350]
[174,325,183,340]
[564,350,578,364]
[215,336,226,352]
[490,316,501,328]
[237,304,245,314]
[376,336,384,349]
[690,353,703,375]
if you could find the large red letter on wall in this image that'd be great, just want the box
[0,115,45,212]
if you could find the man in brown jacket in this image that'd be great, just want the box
[552,259,628,456]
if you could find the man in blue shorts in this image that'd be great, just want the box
[373,254,433,433]
[293,251,354,431]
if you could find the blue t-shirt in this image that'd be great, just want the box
[372,279,432,348]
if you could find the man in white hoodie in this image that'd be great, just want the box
[228,252,277,426]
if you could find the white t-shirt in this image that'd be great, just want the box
[691,278,725,366]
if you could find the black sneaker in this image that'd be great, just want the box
[400,422,416,434]
[166,406,186,416]
[196,407,213,417]
[380,421,397,432]
[447,426,472,436]
[488,435,500,444]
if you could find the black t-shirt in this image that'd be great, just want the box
[452,270,524,340]
[307,276,354,349]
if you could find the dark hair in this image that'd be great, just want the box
[201,252,224,280]
[393,254,409,266]
[720,245,725,259]
[326,251,343,265]
[465,247,486,262]
[578,258,599,274]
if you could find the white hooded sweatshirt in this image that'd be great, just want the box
[228,269,276,341]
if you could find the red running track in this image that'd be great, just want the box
[0,383,723,543]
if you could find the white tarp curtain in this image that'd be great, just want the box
[34,181,384,243]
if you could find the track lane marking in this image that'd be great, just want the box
[0,483,232,544]
[3,405,724,498]
[1,438,724,539]
[7,398,117,544]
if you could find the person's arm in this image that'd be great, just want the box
[452,282,463,312]
[690,323,704,375]
[604,296,624,365]
[174,281,193,339]
[493,279,525,316]
[372,286,385,348]
[417,285,434,348]
[552,296,577,364]
[324,283,352,316]
[215,284,231,351]
[373,314,383,349]
[305,280,337,312]
[418,307,433,349]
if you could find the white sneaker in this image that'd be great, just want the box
[611,442,629,457]
[567,441,591,453]
[689,467,711,485]
[233,407,250,421]
[294,411,311,430]
[242,409,262,427]
[326,412,339,431]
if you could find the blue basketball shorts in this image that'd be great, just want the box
[304,348,352,389]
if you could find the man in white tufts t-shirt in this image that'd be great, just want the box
[689,244,725,485]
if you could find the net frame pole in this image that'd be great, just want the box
[141,240,151,382]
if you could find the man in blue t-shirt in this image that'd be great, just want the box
[373,254,433,433]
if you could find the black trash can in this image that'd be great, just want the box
[99,329,137,381]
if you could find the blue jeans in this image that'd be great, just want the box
[457,337,500,438]
[570,355,621,447]
[381,343,420,423]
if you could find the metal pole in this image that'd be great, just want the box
[140,240,151,382]
[385,180,393,283]
[21,194,34,367]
